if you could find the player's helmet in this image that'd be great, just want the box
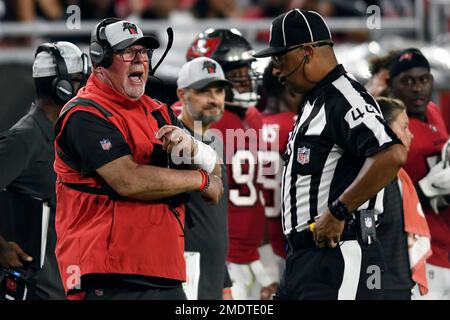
[186,28,260,108]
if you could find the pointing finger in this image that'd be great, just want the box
[155,125,177,140]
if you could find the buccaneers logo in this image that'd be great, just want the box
[202,61,216,74]
[123,22,138,35]
[186,37,221,60]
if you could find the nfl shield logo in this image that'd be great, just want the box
[297,147,310,165]
[364,217,373,228]
[100,138,112,151]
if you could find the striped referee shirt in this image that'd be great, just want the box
[281,65,401,235]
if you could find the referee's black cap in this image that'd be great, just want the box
[253,9,332,58]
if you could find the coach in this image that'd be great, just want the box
[53,18,223,300]
[254,9,407,299]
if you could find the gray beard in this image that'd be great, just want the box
[186,100,221,126]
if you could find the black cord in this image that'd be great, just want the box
[169,205,185,236]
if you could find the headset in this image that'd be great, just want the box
[89,17,122,68]
[35,43,76,103]
[90,17,173,75]
[278,44,326,84]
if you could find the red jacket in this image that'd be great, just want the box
[54,75,186,293]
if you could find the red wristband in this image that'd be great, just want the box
[198,169,208,192]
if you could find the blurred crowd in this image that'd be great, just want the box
[0,0,415,23]
[0,0,423,49]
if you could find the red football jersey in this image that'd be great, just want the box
[403,102,450,268]
[211,107,265,264]
[259,112,296,259]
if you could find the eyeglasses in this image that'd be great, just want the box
[271,41,334,67]
[399,74,432,87]
[114,47,153,62]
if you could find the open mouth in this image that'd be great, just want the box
[128,71,144,84]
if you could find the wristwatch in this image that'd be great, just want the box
[329,199,350,221]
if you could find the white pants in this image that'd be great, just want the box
[413,263,450,300]
[227,244,284,300]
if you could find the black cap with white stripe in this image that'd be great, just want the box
[253,9,332,58]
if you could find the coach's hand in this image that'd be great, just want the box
[313,209,345,248]
[201,174,224,205]
[155,125,196,158]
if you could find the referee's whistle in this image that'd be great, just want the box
[309,222,316,232]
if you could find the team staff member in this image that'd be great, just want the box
[0,41,87,299]
[177,57,233,299]
[185,29,277,300]
[387,49,450,299]
[254,9,407,299]
[54,18,223,300]
[376,97,431,300]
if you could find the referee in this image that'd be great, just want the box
[254,9,407,299]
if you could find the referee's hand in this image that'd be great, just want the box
[313,209,345,248]
[0,241,33,268]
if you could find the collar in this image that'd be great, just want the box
[85,73,159,112]
[304,64,346,104]
[30,103,54,141]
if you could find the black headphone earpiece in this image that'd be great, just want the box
[90,17,122,68]
[35,43,74,103]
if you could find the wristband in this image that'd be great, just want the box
[198,169,210,194]
[329,199,350,221]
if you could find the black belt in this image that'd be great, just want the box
[286,224,357,252]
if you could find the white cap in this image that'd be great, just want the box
[177,57,230,90]
[102,20,159,50]
[33,41,85,78]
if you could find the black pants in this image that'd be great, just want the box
[383,289,412,300]
[275,229,385,300]
[84,285,187,300]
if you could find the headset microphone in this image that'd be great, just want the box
[150,27,173,76]
[278,56,306,83]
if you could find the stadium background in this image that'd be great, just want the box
[0,0,450,134]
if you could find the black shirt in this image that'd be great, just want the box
[58,105,185,176]
[0,104,55,202]
[183,126,231,299]
[378,179,415,291]
[58,111,131,176]
[0,103,65,299]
